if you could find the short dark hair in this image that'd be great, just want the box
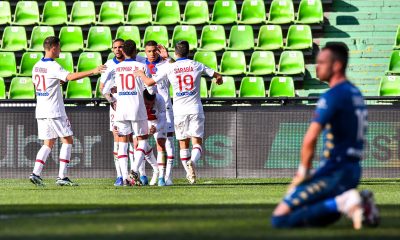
[322,42,349,73]
[43,36,60,50]
[143,89,156,101]
[175,41,190,58]
[145,40,158,48]
[113,38,124,45]
[122,40,136,58]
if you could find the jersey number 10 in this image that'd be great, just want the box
[119,74,135,90]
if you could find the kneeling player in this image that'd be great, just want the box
[271,43,379,229]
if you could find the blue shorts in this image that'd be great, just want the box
[284,162,361,210]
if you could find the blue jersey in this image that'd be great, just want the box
[312,81,367,173]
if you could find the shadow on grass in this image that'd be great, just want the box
[0,204,399,240]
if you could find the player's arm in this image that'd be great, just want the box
[134,67,167,87]
[66,65,106,81]
[200,63,223,85]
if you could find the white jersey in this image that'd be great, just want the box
[144,57,173,110]
[101,55,146,84]
[32,58,70,119]
[153,58,214,116]
[103,59,149,121]
[147,94,166,131]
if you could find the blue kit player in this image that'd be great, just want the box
[271,43,379,229]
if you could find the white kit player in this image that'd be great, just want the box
[29,36,105,187]
[100,38,146,187]
[138,89,168,186]
[103,40,151,186]
[135,41,223,184]
[142,40,176,186]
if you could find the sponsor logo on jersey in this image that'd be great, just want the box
[118,91,138,96]
[36,92,50,96]
[176,90,197,97]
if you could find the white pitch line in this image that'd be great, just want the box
[0,209,100,220]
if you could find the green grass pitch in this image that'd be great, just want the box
[0,178,399,240]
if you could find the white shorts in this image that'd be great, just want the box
[174,114,205,140]
[109,106,115,132]
[37,117,73,140]
[148,120,167,139]
[166,108,175,134]
[115,120,148,136]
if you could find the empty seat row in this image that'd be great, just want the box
[386,50,400,75]
[0,50,305,78]
[1,24,313,52]
[0,0,324,26]
[379,76,400,96]
[0,75,296,100]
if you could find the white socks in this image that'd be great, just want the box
[133,140,150,173]
[157,151,166,179]
[180,149,190,174]
[118,142,129,180]
[33,145,52,176]
[59,143,72,179]
[191,144,202,164]
[335,189,361,216]
[113,142,122,178]
[165,137,174,180]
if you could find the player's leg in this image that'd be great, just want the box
[174,115,192,181]
[128,134,135,172]
[145,147,159,186]
[186,114,205,184]
[130,120,150,186]
[155,136,167,186]
[115,121,132,186]
[179,139,192,183]
[56,135,78,186]
[165,111,175,185]
[112,131,123,186]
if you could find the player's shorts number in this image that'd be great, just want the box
[120,74,135,90]
[34,74,46,91]
[177,74,194,91]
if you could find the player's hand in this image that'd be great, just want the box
[157,44,169,59]
[134,70,146,78]
[287,165,310,193]
[60,80,66,86]
[110,86,117,94]
[93,65,107,75]
[113,126,119,136]
[215,74,223,85]
[149,125,157,135]
[111,101,117,111]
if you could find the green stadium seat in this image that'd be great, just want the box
[194,51,218,71]
[154,1,181,25]
[200,77,208,98]
[19,52,44,77]
[0,77,5,99]
[379,76,400,96]
[386,50,400,74]
[116,26,141,48]
[269,76,295,97]
[9,77,35,99]
[226,25,254,51]
[255,25,283,51]
[108,52,115,60]
[0,52,16,77]
[220,51,246,75]
[13,1,39,25]
[41,1,67,25]
[238,0,266,24]
[239,77,266,97]
[182,1,209,25]
[77,52,102,72]
[0,1,11,25]
[285,25,313,50]
[277,51,305,75]
[65,77,92,99]
[248,51,275,75]
[95,77,103,98]
[210,0,237,24]
[296,0,323,25]
[143,26,169,48]
[55,52,74,73]
[170,25,198,50]
[198,25,226,51]
[98,1,124,25]
[0,26,27,51]
[394,26,400,49]
[210,76,236,97]
[69,1,96,25]
[267,0,295,24]
[59,26,84,52]
[126,1,152,25]
[86,26,112,51]
[28,26,55,51]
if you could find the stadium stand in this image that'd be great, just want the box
[0,77,5,99]
[0,52,17,77]
[65,77,92,99]
[19,52,43,76]
[239,76,266,97]
[268,76,295,97]
[9,77,35,99]
[0,0,399,99]
[379,76,400,96]
[210,76,236,97]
